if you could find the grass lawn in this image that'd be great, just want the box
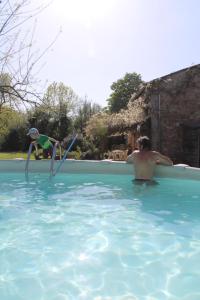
[0,152,34,160]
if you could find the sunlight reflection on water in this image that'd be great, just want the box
[0,173,200,299]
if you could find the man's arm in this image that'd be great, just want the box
[126,151,137,163]
[153,151,173,166]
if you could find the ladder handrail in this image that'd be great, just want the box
[50,143,58,176]
[53,134,78,176]
[25,143,33,174]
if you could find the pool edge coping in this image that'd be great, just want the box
[0,159,199,180]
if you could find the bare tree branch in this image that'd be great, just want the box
[0,0,59,111]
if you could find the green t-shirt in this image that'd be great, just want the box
[37,135,52,149]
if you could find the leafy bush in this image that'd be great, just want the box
[66,150,81,160]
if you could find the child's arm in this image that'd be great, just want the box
[31,141,39,156]
[49,137,59,144]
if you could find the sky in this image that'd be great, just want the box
[31,0,200,107]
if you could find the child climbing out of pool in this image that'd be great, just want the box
[126,136,173,181]
[27,128,60,160]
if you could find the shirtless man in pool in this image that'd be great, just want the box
[126,136,173,181]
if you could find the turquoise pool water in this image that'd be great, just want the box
[0,173,200,300]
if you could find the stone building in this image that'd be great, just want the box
[109,64,200,167]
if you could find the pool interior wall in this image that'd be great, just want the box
[0,159,200,180]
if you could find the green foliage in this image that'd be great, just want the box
[107,72,143,113]
[63,135,101,160]
[85,113,109,157]
[0,80,103,155]
[28,82,80,140]
[80,138,101,160]
[0,107,28,151]
[85,113,109,140]
[0,73,12,86]
[43,82,78,113]
[67,149,81,160]
[28,105,72,141]
[74,99,101,133]
[0,73,13,109]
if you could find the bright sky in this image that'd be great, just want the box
[33,0,200,106]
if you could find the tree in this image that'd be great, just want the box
[74,98,101,133]
[0,73,13,111]
[85,112,109,156]
[0,0,58,110]
[43,82,80,138]
[107,72,143,113]
[29,82,80,140]
[43,82,79,113]
[0,107,27,150]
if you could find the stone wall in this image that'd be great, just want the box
[150,65,200,166]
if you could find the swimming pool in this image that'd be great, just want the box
[0,168,200,300]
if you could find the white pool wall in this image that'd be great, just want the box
[0,159,200,180]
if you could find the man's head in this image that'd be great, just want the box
[137,136,151,150]
[27,128,39,139]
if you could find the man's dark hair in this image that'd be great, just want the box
[137,136,151,150]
